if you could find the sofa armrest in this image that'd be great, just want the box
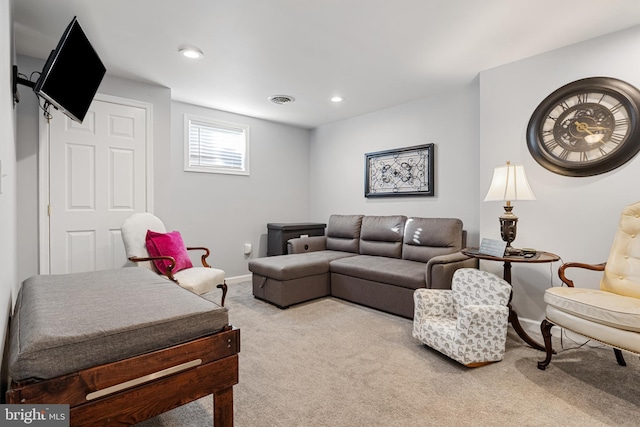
[287,236,327,254]
[425,252,479,289]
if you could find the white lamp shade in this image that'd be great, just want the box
[484,164,536,202]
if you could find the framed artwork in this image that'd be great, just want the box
[364,144,434,197]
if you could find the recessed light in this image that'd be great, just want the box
[331,96,344,103]
[179,47,204,59]
[268,95,295,105]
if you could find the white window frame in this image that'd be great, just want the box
[184,114,250,176]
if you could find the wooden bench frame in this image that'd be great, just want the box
[6,327,240,426]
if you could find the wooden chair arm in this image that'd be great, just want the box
[186,247,225,306]
[128,256,177,282]
[186,247,211,268]
[217,283,228,307]
[558,262,606,287]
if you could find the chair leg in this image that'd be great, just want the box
[537,319,555,370]
[614,348,627,366]
[217,282,228,307]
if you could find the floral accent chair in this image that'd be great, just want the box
[412,268,512,367]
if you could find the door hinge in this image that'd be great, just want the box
[48,204,52,216]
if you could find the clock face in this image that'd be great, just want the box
[527,77,640,177]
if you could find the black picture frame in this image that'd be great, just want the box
[364,144,434,197]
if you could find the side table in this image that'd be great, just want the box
[267,223,326,256]
[461,248,560,351]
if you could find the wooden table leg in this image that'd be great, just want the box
[502,260,546,351]
[508,304,546,352]
[214,387,234,427]
[502,261,512,285]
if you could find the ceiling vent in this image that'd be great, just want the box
[268,95,295,105]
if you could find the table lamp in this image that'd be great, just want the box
[484,161,536,255]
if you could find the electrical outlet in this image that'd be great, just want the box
[244,243,252,255]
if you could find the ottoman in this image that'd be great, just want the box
[249,251,355,308]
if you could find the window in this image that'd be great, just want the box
[184,115,250,175]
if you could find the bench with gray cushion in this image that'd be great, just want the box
[6,267,239,427]
[249,214,477,318]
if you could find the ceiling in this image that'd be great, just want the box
[12,0,640,129]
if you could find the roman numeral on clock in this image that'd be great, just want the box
[576,93,589,103]
[558,149,570,160]
[544,138,558,151]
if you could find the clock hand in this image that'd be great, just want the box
[574,121,610,133]
[574,121,610,143]
[574,121,594,134]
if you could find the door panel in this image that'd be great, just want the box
[48,99,147,274]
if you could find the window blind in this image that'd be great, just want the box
[187,118,247,173]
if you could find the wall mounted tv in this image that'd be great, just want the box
[34,16,106,123]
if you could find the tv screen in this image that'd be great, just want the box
[34,17,106,123]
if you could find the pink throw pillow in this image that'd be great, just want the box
[145,230,193,275]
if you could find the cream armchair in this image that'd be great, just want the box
[121,213,227,305]
[538,200,640,370]
[413,268,512,367]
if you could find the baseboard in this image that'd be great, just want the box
[518,317,544,337]
[518,316,591,345]
[225,274,251,285]
[519,316,564,336]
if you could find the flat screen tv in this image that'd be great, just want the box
[34,16,106,123]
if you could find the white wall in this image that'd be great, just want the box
[170,101,311,276]
[309,81,480,244]
[479,25,640,322]
[15,55,45,284]
[0,0,17,374]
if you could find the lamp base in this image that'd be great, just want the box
[499,208,518,256]
[504,245,521,256]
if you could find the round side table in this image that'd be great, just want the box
[461,248,560,351]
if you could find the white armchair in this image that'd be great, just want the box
[121,213,227,305]
[413,268,512,367]
[538,200,640,370]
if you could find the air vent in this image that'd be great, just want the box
[268,95,295,105]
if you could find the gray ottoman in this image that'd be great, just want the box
[9,267,229,381]
[249,251,354,308]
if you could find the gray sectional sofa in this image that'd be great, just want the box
[248,214,477,318]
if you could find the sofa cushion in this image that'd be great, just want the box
[329,255,426,289]
[326,214,364,253]
[359,215,406,258]
[545,286,640,333]
[248,251,357,281]
[402,217,463,263]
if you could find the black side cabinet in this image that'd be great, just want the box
[267,223,326,256]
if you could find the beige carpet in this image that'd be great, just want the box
[137,281,640,426]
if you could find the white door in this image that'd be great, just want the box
[46,97,150,274]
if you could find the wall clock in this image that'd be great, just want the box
[526,77,640,177]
